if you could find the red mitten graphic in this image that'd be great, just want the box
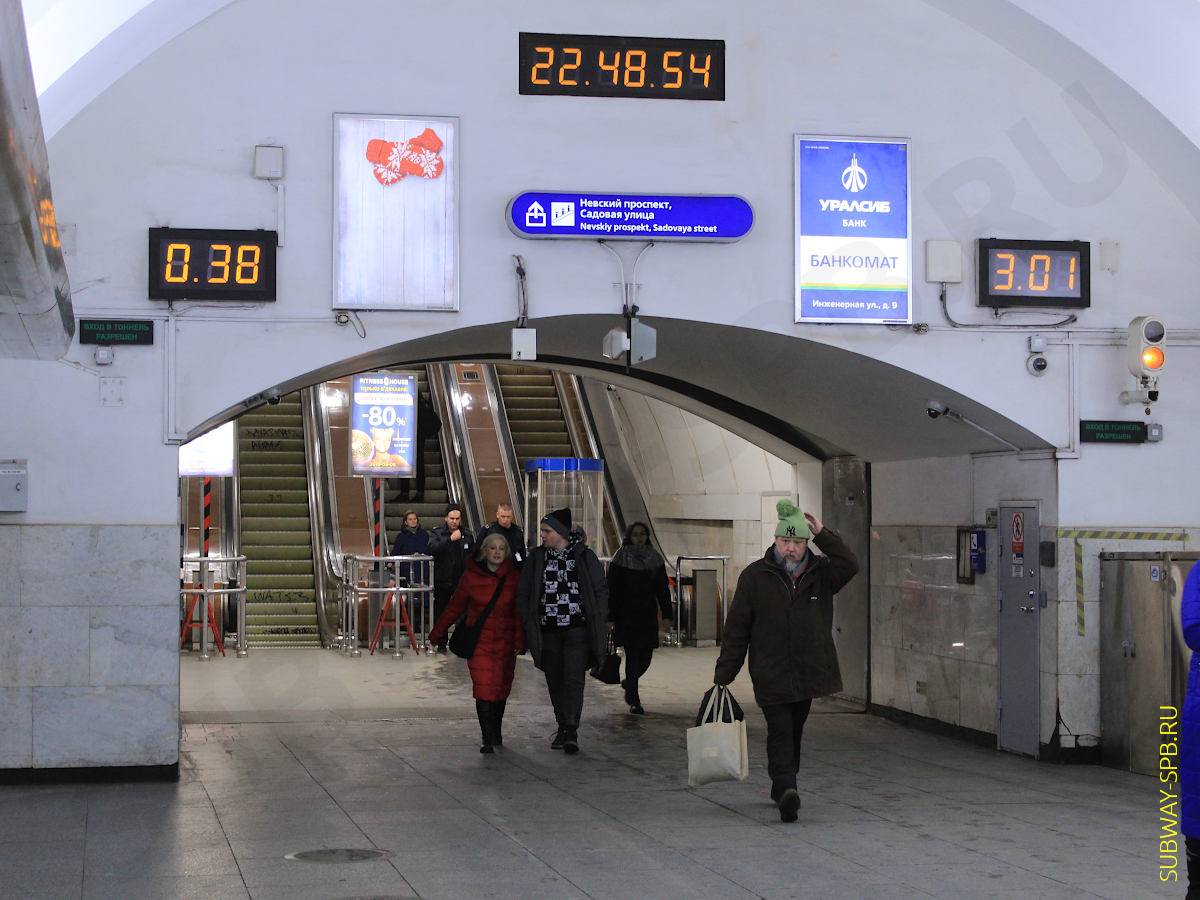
[410,127,443,154]
[366,130,444,185]
[398,144,444,179]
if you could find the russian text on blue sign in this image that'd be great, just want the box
[507,192,753,242]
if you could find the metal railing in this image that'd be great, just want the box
[181,554,248,659]
[336,553,434,658]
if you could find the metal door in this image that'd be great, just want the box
[1099,553,1199,774]
[998,505,1040,755]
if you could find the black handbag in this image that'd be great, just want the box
[447,576,507,659]
[589,633,622,684]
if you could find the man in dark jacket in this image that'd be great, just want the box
[426,504,473,652]
[516,507,608,754]
[476,503,526,568]
[713,499,859,822]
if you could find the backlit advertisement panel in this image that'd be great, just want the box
[795,136,911,324]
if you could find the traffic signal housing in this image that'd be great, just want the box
[1127,316,1166,378]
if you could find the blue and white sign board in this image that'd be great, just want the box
[795,136,911,324]
[350,372,417,478]
[507,191,753,242]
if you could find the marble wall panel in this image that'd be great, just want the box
[920,526,960,588]
[1057,671,1101,747]
[90,605,178,687]
[871,584,902,650]
[0,526,19,605]
[870,642,900,709]
[961,595,998,666]
[958,660,998,734]
[0,607,90,687]
[32,685,178,768]
[0,687,33,766]
[19,525,177,607]
[1057,596,1100,676]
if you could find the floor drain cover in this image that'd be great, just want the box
[284,848,394,864]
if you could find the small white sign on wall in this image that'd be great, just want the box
[333,113,458,311]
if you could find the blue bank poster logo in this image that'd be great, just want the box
[507,191,753,242]
[349,372,417,478]
[795,136,911,324]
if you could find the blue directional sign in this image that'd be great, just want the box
[795,136,911,324]
[507,191,753,242]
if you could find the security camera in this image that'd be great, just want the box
[926,400,948,419]
[1026,353,1048,376]
[265,388,282,405]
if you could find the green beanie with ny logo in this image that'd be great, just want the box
[773,499,811,539]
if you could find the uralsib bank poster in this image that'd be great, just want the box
[795,136,911,325]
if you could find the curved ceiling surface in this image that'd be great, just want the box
[208,316,1054,463]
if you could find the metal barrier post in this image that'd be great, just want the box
[198,557,211,660]
[235,555,248,658]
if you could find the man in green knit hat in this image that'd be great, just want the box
[712,499,859,822]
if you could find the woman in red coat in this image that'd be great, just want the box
[429,534,525,753]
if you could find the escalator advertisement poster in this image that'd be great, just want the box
[350,372,417,477]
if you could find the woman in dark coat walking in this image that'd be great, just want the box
[607,522,672,714]
[428,534,525,753]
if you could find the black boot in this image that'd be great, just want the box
[475,700,494,753]
[490,698,506,747]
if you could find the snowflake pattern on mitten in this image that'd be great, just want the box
[365,129,445,186]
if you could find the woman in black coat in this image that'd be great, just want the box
[606,522,672,714]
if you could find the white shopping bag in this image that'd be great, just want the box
[687,685,749,787]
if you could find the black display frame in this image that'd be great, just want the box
[518,32,725,100]
[977,238,1090,309]
[148,227,278,302]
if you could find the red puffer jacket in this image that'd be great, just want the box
[429,556,525,701]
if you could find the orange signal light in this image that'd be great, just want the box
[1142,347,1165,370]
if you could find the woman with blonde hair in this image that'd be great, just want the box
[429,533,525,753]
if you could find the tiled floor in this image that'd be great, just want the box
[0,647,1180,899]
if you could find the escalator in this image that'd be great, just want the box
[237,394,321,646]
[494,365,574,465]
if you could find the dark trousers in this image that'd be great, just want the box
[622,645,653,704]
[761,700,813,797]
[1187,836,1200,900]
[540,625,589,731]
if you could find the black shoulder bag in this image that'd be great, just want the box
[448,575,508,659]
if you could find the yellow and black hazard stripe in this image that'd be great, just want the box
[1055,528,1189,635]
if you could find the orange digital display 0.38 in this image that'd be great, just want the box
[148,228,277,302]
[519,32,724,100]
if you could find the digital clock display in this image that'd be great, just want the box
[977,238,1090,309]
[519,32,724,100]
[148,228,277,302]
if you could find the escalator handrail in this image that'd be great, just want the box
[552,371,626,553]
[426,363,486,529]
[301,386,344,645]
[481,364,524,526]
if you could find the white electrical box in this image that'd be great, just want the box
[0,459,28,512]
[253,145,285,179]
[511,328,537,360]
[925,240,962,283]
